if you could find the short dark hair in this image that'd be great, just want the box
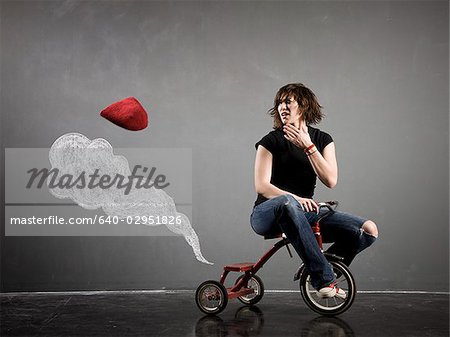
[269,83,324,129]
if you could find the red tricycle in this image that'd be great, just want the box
[195,201,356,316]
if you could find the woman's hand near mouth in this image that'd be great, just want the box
[283,120,313,149]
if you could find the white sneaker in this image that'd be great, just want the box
[335,286,347,300]
[317,282,346,299]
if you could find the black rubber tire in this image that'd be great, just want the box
[234,274,264,305]
[195,280,228,315]
[299,260,356,316]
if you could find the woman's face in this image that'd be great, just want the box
[278,95,301,125]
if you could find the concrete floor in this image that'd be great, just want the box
[1,291,448,336]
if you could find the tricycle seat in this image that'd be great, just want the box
[224,262,255,272]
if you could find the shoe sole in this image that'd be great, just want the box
[335,292,347,300]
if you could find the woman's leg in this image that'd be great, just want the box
[251,195,334,289]
[320,211,378,266]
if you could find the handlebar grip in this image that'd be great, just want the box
[316,201,339,217]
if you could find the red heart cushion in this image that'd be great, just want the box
[100,97,148,131]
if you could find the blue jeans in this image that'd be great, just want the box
[250,195,376,289]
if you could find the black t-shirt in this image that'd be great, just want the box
[254,126,333,207]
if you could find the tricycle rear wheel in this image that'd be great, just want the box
[234,275,264,305]
[196,280,228,315]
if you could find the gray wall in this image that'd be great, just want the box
[1,1,448,292]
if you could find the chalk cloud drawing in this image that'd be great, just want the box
[48,132,212,265]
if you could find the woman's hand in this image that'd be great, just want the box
[283,121,313,149]
[294,196,319,213]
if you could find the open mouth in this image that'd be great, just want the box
[281,113,289,120]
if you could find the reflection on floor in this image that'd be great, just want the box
[1,292,448,336]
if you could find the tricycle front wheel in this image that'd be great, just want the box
[299,260,356,316]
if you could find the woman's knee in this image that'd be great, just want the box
[281,195,304,216]
[362,220,378,238]
[278,194,297,206]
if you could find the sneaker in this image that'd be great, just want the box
[335,286,347,300]
[317,282,346,299]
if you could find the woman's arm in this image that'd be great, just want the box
[307,142,338,188]
[254,145,318,212]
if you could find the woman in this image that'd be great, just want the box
[250,83,378,298]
